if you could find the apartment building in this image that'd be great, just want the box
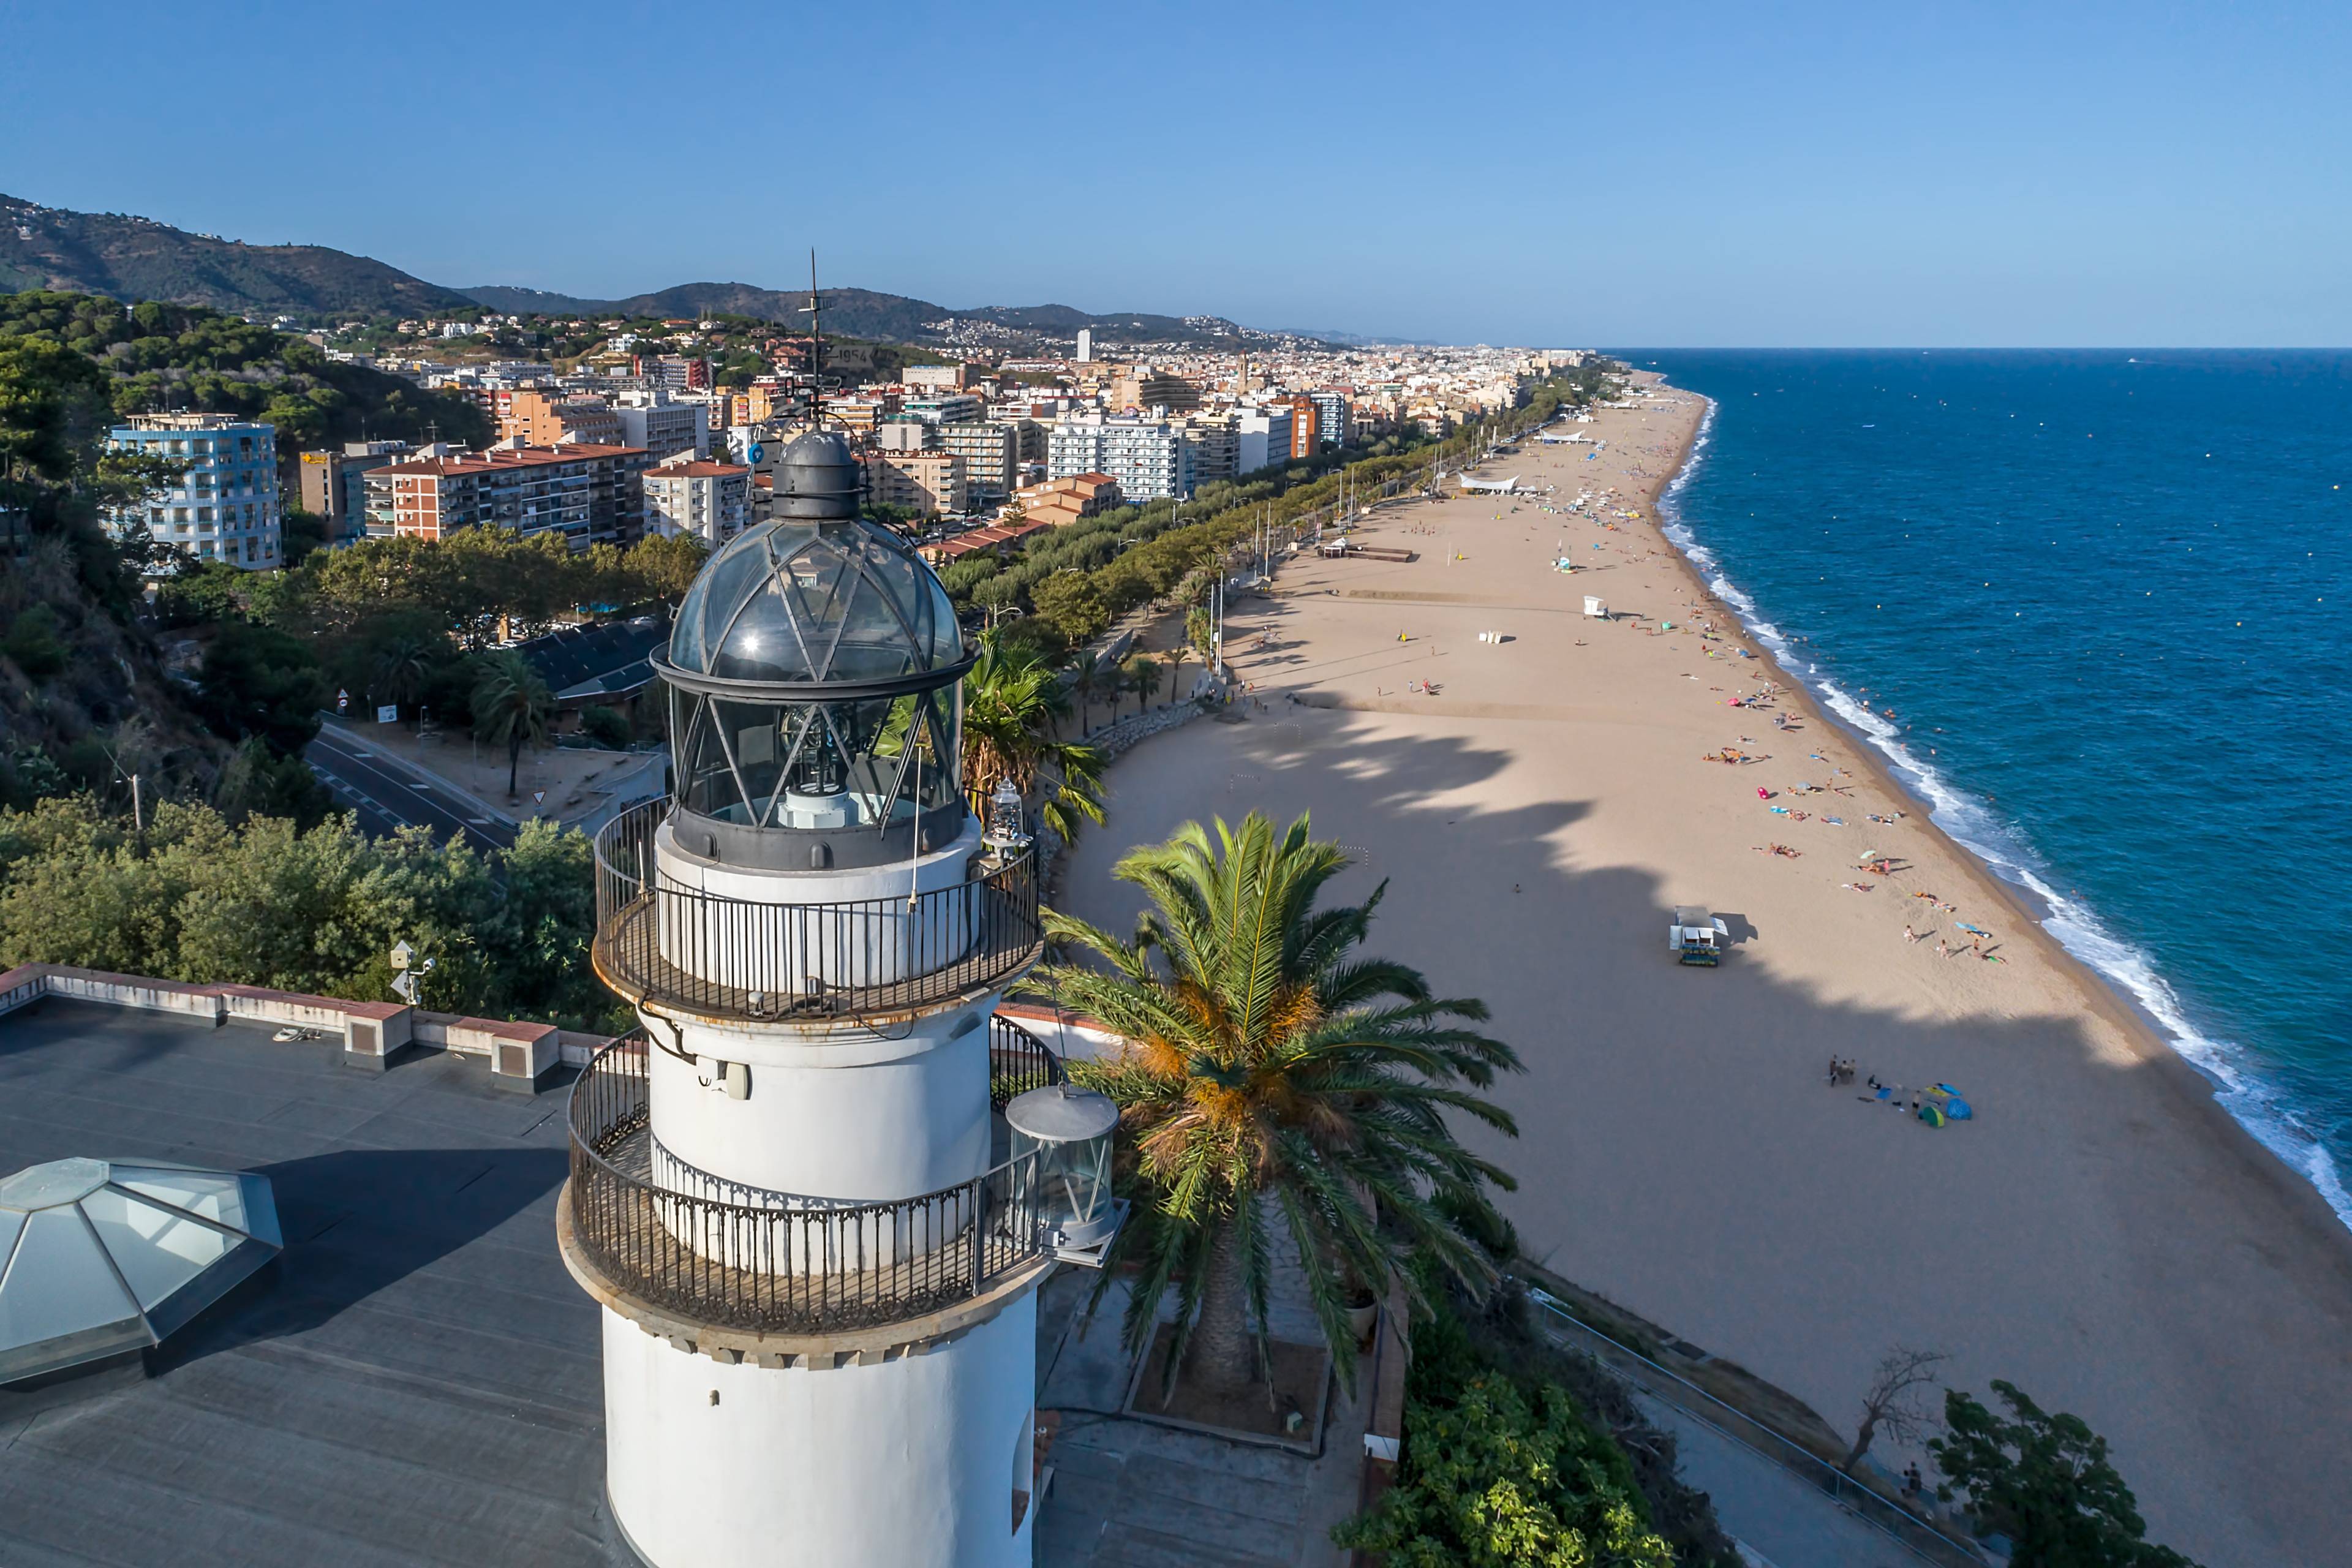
[1107,369,1200,414]
[611,392,707,462]
[1287,396,1322,459]
[1178,415,1238,489]
[1310,391,1353,450]
[867,451,967,517]
[902,363,970,391]
[1234,405,1294,474]
[500,388,624,447]
[298,439,415,546]
[105,413,282,570]
[936,421,1020,503]
[1047,413,1193,502]
[643,457,751,544]
[376,442,650,549]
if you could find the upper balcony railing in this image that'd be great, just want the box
[565,1021,1064,1334]
[592,797,1042,1022]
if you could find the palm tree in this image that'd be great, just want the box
[1164,643,1193,706]
[1040,812,1521,1403]
[960,631,1106,843]
[372,636,434,722]
[470,650,552,801]
[1125,656,1160,717]
[1068,651,1109,736]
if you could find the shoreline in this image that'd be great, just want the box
[1058,378,2352,1561]
[1645,382,2352,1238]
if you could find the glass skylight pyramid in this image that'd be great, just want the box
[0,1157,281,1386]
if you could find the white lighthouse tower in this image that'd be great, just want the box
[560,431,1118,1568]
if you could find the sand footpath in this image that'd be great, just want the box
[1056,382,2352,1563]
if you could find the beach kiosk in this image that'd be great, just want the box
[1669,907,1730,966]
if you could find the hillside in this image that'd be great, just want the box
[1,195,475,320]
[458,279,1281,350]
[0,290,493,494]
[3,191,1319,350]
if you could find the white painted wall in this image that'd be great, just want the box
[648,1009,993,1201]
[602,1296,1039,1568]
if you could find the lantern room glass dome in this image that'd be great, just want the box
[653,440,975,864]
[666,518,964,693]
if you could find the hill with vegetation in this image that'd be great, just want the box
[0,290,492,521]
[473,282,1273,350]
[2,192,1317,349]
[0,194,475,320]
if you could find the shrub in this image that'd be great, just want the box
[579,704,631,749]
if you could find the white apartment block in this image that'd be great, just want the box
[1047,414,1193,502]
[644,459,751,544]
[612,393,708,462]
[106,413,282,570]
[936,421,1020,503]
[868,451,967,516]
[1233,405,1294,475]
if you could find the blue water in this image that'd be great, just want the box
[1634,350,2352,1227]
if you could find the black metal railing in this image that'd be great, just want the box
[989,1012,1066,1110]
[593,797,1042,1020]
[566,1030,1060,1333]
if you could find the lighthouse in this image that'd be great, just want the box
[560,430,1118,1567]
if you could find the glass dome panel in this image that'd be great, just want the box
[668,519,963,687]
[0,1208,139,1353]
[81,1186,230,1310]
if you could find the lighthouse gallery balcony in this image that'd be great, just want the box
[565,1017,1066,1334]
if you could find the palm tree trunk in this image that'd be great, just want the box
[508,731,522,799]
[1184,1223,1257,1400]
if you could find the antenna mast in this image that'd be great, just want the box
[799,248,826,428]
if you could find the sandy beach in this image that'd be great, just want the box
[1057,382,2352,1563]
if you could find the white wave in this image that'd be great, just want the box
[1654,394,2352,1232]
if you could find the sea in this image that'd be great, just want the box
[1633,350,2352,1229]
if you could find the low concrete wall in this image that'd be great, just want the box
[0,962,605,1088]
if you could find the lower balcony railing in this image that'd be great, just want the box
[565,1021,1064,1334]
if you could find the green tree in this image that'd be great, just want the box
[1039,812,1521,1400]
[1333,1371,1675,1568]
[1123,655,1159,718]
[2,604,67,680]
[196,619,330,755]
[1031,569,1110,647]
[470,650,552,800]
[625,530,709,604]
[1931,1382,2201,1567]
[1163,641,1194,706]
[959,630,1104,843]
[1068,650,1109,734]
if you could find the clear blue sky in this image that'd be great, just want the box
[3,0,2346,346]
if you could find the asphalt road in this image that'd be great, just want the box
[307,725,518,854]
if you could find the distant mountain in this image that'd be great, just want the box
[456,279,1278,351]
[0,192,1317,348]
[0,194,475,318]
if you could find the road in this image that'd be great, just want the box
[307,725,518,854]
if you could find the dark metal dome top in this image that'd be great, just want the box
[660,432,965,700]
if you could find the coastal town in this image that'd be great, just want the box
[3,8,2346,1566]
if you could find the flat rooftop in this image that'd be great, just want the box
[0,999,620,1566]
